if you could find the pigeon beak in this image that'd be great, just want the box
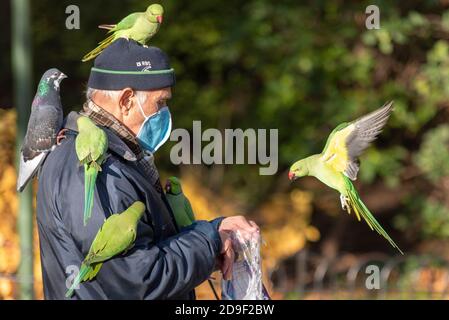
[288,171,297,181]
[58,73,68,81]
[157,15,163,24]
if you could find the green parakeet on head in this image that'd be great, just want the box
[66,201,146,298]
[82,4,164,62]
[75,116,108,226]
[288,101,403,254]
[164,177,196,228]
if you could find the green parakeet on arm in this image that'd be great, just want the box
[288,101,403,254]
[75,116,108,226]
[165,177,221,299]
[82,4,164,62]
[66,201,146,298]
[164,177,196,228]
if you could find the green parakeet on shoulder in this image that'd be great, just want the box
[288,102,403,254]
[75,116,108,226]
[164,177,196,228]
[82,4,164,62]
[66,201,146,298]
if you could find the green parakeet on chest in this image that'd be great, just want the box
[66,201,145,298]
[75,116,108,226]
[82,4,164,62]
[164,177,196,229]
[288,102,403,254]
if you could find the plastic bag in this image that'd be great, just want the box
[221,230,270,300]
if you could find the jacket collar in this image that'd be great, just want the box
[64,111,138,162]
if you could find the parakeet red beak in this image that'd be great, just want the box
[157,15,163,24]
[288,171,296,181]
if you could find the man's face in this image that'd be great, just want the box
[121,87,172,136]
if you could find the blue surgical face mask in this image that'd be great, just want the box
[135,98,172,153]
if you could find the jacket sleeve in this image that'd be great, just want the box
[108,220,223,299]
[94,173,222,299]
[53,139,223,299]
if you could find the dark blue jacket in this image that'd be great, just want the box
[36,112,223,300]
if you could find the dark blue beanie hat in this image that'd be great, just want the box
[87,38,175,91]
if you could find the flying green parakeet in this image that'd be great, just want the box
[75,116,108,226]
[65,201,146,298]
[164,177,196,229]
[82,4,164,62]
[288,101,403,254]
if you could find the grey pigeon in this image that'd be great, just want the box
[17,68,67,192]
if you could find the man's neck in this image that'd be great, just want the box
[82,99,145,159]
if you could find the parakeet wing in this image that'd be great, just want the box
[75,125,108,164]
[111,13,141,32]
[184,197,196,223]
[86,214,136,264]
[320,101,394,180]
[90,127,108,163]
[75,132,92,163]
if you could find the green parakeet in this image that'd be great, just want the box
[82,4,164,62]
[164,177,196,228]
[66,201,146,298]
[164,177,220,299]
[75,116,108,226]
[288,102,403,254]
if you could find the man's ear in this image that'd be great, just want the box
[118,88,135,116]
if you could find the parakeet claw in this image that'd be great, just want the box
[340,194,351,213]
[56,128,68,145]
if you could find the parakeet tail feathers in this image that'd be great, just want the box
[343,176,404,255]
[98,33,115,45]
[82,33,116,62]
[83,165,99,226]
[98,24,115,31]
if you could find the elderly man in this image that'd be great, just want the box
[36,39,258,299]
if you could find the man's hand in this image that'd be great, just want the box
[217,216,260,280]
[217,231,234,280]
[219,216,259,237]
